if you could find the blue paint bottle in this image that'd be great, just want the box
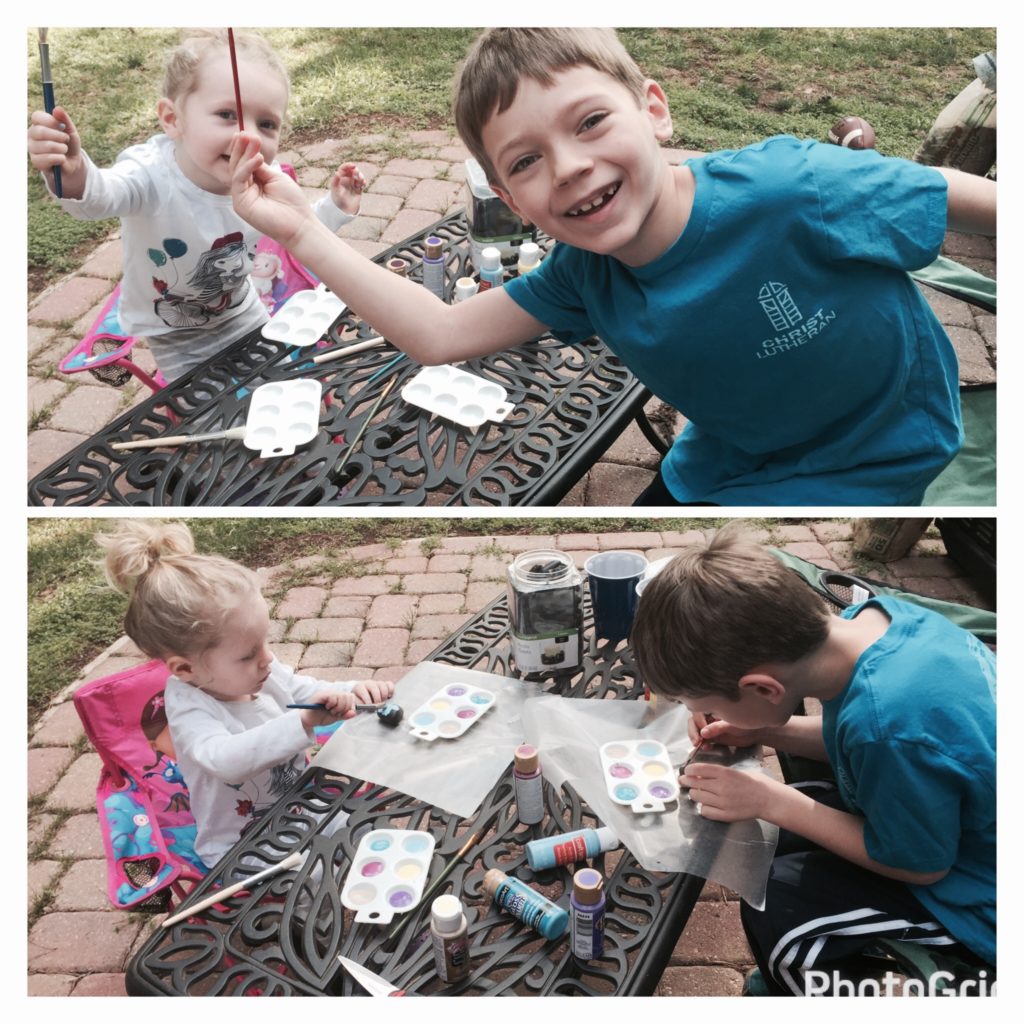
[570,868,605,961]
[525,826,618,871]
[483,868,568,940]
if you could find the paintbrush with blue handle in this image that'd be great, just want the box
[37,29,62,198]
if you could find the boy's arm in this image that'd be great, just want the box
[936,167,996,236]
[231,133,549,364]
[681,765,949,886]
[768,783,949,885]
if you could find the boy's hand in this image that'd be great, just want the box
[679,762,783,823]
[298,691,357,730]
[352,680,396,705]
[27,105,86,198]
[688,711,763,749]
[230,133,317,249]
[329,162,366,216]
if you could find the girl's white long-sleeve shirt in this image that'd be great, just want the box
[52,134,353,380]
[164,659,356,868]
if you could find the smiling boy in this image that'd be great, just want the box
[229,28,995,506]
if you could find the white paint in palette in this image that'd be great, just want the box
[600,739,679,813]
[340,829,436,924]
[407,683,497,741]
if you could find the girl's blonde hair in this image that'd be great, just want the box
[162,28,290,102]
[98,520,261,661]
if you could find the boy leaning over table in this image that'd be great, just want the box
[228,27,996,507]
[630,523,996,995]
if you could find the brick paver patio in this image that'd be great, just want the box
[27,522,994,996]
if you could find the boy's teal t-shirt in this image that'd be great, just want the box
[823,596,996,964]
[505,136,960,505]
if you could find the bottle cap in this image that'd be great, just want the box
[454,276,479,301]
[424,236,444,260]
[387,257,409,275]
[431,893,465,933]
[518,241,541,269]
[514,744,539,773]
[480,246,502,270]
[572,868,604,906]
[594,826,619,851]
[482,868,506,898]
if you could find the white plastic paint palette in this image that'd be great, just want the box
[600,739,679,813]
[341,829,436,923]
[243,379,322,458]
[261,285,347,346]
[401,365,515,428]
[408,683,496,741]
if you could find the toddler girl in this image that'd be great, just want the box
[99,520,394,868]
[28,29,365,382]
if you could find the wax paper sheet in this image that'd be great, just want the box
[521,695,778,909]
[316,663,542,818]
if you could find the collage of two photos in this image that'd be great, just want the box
[26,26,997,1000]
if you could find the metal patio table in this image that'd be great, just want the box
[125,591,705,997]
[28,212,663,507]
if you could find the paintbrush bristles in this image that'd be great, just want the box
[38,28,48,42]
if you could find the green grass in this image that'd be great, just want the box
[31,515,816,727]
[27,26,993,288]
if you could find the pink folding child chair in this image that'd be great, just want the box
[72,660,207,911]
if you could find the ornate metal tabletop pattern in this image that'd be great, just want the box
[126,594,704,997]
[29,214,653,507]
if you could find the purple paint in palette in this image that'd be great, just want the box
[408,682,496,741]
[341,828,437,923]
[599,739,679,813]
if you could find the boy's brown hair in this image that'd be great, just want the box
[631,523,831,700]
[452,28,648,186]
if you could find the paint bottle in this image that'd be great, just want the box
[453,276,479,303]
[477,246,504,292]
[570,868,605,961]
[430,893,470,983]
[525,826,619,871]
[387,257,410,276]
[513,744,544,825]
[482,868,568,940]
[421,236,446,300]
[516,241,542,277]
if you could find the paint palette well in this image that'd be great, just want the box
[341,829,436,924]
[261,284,347,346]
[242,379,322,458]
[407,683,496,741]
[599,739,679,813]
[401,365,515,428]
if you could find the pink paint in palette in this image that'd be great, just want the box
[407,683,496,741]
[599,739,679,813]
[341,829,436,923]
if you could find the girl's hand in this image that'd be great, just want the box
[230,133,315,249]
[27,105,86,196]
[688,711,764,749]
[329,162,366,216]
[679,762,782,823]
[298,692,357,730]
[352,680,396,705]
